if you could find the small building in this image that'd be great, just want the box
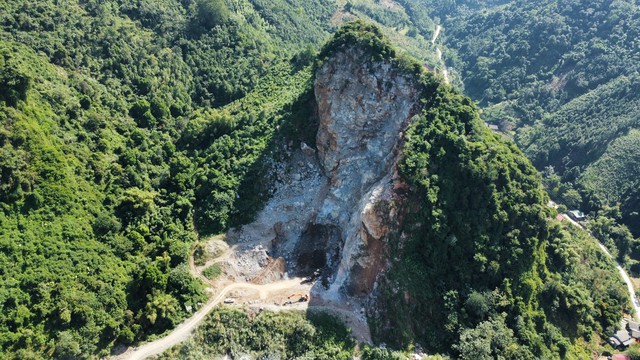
[627,320,640,339]
[484,122,500,131]
[568,210,586,221]
[556,214,565,222]
[609,329,634,348]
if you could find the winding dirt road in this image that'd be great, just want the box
[114,278,305,360]
[113,238,371,360]
[431,24,449,84]
[562,214,640,321]
[110,243,309,360]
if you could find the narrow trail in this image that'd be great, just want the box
[563,215,640,321]
[431,24,449,84]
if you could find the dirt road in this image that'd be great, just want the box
[430,25,449,84]
[562,214,640,321]
[114,232,373,360]
[111,242,309,360]
[431,25,441,44]
[114,278,305,360]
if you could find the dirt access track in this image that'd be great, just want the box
[111,237,371,360]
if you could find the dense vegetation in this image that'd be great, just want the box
[159,307,451,359]
[1,0,635,359]
[0,38,207,359]
[158,309,355,359]
[0,0,335,358]
[440,0,640,240]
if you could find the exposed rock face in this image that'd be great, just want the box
[316,52,418,180]
[313,48,420,296]
[226,47,421,302]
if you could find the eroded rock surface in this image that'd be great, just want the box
[225,47,421,306]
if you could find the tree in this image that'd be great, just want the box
[454,315,521,360]
[464,291,491,321]
[150,97,170,120]
[115,188,157,225]
[145,291,179,326]
[130,99,157,127]
[0,55,32,107]
[93,212,122,237]
[626,344,640,360]
[54,331,82,360]
[190,0,230,33]
[562,188,583,209]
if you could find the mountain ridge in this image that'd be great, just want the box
[0,1,636,358]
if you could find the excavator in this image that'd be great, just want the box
[283,293,309,305]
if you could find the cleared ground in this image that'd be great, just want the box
[112,235,371,360]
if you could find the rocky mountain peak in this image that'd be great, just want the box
[225,43,422,308]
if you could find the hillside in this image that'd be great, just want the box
[0,1,634,359]
[157,22,625,359]
[440,0,640,242]
[0,0,334,358]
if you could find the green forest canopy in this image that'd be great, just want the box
[0,0,334,358]
[440,0,640,237]
[0,1,634,359]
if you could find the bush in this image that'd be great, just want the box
[202,264,221,279]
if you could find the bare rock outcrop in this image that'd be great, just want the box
[225,46,421,304]
[313,48,420,297]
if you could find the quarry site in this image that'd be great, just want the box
[195,47,422,344]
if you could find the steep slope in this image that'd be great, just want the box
[580,130,640,235]
[224,24,421,298]
[0,0,634,358]
[0,38,209,359]
[326,23,627,359]
[518,75,640,174]
[196,22,628,359]
[0,0,334,358]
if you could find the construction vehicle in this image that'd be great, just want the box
[283,293,309,305]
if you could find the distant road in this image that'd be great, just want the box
[562,214,640,321]
[431,25,441,44]
[430,24,449,84]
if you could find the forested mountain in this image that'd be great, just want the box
[441,0,640,238]
[0,0,336,357]
[162,21,628,359]
[0,0,636,359]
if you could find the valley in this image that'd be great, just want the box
[0,1,639,359]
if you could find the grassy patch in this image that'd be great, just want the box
[202,264,222,279]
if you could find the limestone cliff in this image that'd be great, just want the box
[225,45,421,304]
[313,47,419,296]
